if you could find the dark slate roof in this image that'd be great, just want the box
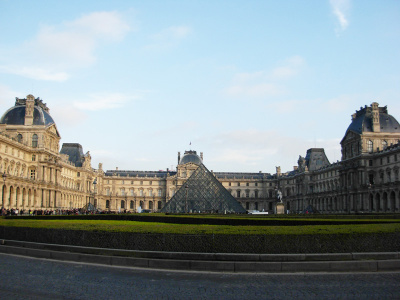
[345,105,400,135]
[104,170,176,178]
[179,150,202,165]
[304,148,330,171]
[60,143,84,167]
[0,105,55,126]
[215,172,271,180]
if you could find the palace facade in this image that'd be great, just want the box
[1,95,399,213]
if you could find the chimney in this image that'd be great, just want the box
[371,102,380,132]
[276,166,281,177]
[200,152,203,161]
[351,113,356,120]
[178,152,181,164]
[24,94,35,125]
[116,167,118,171]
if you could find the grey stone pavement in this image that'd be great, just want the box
[0,253,399,300]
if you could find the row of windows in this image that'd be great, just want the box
[106,188,162,197]
[235,190,259,198]
[15,133,39,148]
[105,200,162,210]
[228,182,259,187]
[106,180,163,185]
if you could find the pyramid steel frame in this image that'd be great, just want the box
[161,164,246,213]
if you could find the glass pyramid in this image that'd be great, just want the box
[161,164,246,213]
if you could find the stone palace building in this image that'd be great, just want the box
[1,95,399,213]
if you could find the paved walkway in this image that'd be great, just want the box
[0,253,399,299]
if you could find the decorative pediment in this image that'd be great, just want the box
[46,124,60,137]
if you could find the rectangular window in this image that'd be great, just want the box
[387,157,390,164]
[246,191,249,197]
[246,183,249,186]
[106,188,110,196]
[149,181,152,185]
[130,189,134,196]
[158,189,162,197]
[238,182,240,186]
[255,182,258,187]
[254,191,258,198]
[30,169,36,180]
[149,190,153,197]
[369,160,373,167]
[32,154,36,161]
[140,190,143,196]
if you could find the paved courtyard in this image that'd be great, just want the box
[0,253,399,299]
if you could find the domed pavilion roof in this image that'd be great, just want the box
[179,150,202,165]
[344,103,400,136]
[0,95,55,126]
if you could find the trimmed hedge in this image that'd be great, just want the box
[0,226,399,253]
[5,213,400,226]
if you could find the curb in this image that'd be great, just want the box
[1,240,399,273]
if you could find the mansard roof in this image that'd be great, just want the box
[345,103,400,136]
[104,170,175,178]
[60,143,85,167]
[0,95,55,126]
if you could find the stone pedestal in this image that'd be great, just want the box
[276,203,285,214]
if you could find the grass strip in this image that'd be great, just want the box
[1,218,399,235]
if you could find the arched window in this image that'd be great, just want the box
[121,200,125,209]
[106,200,110,208]
[382,140,388,150]
[32,134,38,148]
[130,201,134,209]
[367,140,373,153]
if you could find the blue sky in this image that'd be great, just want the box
[0,0,399,173]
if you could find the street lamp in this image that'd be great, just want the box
[108,191,112,212]
[1,172,6,210]
[185,184,189,213]
[93,178,97,210]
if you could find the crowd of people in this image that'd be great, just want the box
[0,207,142,216]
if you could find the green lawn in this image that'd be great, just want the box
[1,217,399,235]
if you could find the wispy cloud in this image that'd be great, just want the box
[330,0,351,33]
[0,11,131,81]
[73,92,136,111]
[224,55,305,98]
[152,26,192,40]
[0,66,69,82]
[145,25,192,50]
[0,85,21,106]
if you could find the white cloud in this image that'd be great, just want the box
[73,92,135,111]
[330,0,351,33]
[0,11,131,81]
[152,26,192,41]
[0,85,21,107]
[0,66,69,82]
[224,55,305,98]
[145,25,192,50]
